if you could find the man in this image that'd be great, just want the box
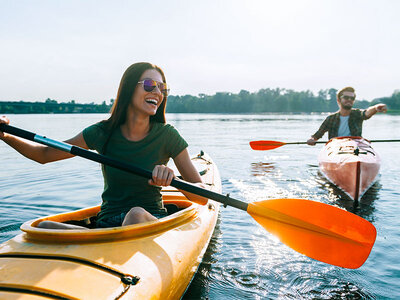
[307,87,387,145]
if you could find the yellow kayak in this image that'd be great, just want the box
[0,152,221,300]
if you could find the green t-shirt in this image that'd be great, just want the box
[83,121,188,222]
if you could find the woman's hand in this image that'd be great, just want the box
[0,116,10,140]
[149,165,175,187]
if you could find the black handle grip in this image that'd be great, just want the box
[0,124,36,141]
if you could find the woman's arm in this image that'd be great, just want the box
[173,148,202,183]
[148,148,210,205]
[173,148,209,205]
[0,116,88,164]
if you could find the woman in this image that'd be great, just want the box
[0,62,207,229]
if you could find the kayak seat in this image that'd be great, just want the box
[165,203,180,215]
[64,216,98,229]
[62,200,193,228]
[165,199,193,215]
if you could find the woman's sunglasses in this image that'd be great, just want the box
[137,79,170,96]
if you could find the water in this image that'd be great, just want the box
[1,113,400,299]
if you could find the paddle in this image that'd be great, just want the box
[0,123,376,269]
[250,139,400,150]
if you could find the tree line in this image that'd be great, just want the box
[1,89,399,114]
[0,99,112,114]
[166,88,400,113]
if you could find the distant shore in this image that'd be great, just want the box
[1,88,399,114]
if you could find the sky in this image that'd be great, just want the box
[1,0,399,104]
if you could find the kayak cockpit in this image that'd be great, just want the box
[55,196,194,229]
[20,196,200,243]
[18,152,217,243]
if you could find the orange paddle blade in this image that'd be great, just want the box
[249,140,285,150]
[247,199,376,269]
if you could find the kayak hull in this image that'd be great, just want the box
[318,137,380,202]
[0,152,221,300]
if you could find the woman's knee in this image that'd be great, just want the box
[127,207,147,216]
[123,207,156,225]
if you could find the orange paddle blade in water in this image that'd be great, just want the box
[249,140,286,150]
[247,199,376,269]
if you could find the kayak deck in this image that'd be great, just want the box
[318,136,380,202]
[0,152,221,300]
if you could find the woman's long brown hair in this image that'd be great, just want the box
[101,62,167,153]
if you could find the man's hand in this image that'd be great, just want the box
[375,104,387,113]
[307,137,317,146]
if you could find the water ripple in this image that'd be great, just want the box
[2,113,400,299]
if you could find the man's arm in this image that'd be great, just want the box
[307,117,330,145]
[364,103,387,119]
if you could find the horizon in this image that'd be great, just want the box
[1,0,399,104]
[0,86,393,105]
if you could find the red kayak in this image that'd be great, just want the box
[318,136,381,202]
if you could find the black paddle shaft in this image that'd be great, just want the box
[0,124,248,211]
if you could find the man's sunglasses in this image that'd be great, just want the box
[137,79,169,96]
[341,95,355,101]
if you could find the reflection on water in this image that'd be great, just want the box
[316,172,379,220]
[183,214,222,300]
[250,162,276,176]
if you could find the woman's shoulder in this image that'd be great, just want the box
[151,122,187,157]
[150,122,185,143]
[82,121,111,150]
[84,121,111,135]
[152,122,178,133]
[87,120,109,130]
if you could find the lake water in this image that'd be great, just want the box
[1,113,400,299]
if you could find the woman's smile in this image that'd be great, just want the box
[145,97,159,107]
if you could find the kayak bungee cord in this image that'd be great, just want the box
[0,253,139,299]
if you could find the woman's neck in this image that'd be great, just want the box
[121,115,151,141]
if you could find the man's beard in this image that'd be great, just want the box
[341,102,353,110]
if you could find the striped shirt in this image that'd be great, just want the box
[312,109,369,140]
